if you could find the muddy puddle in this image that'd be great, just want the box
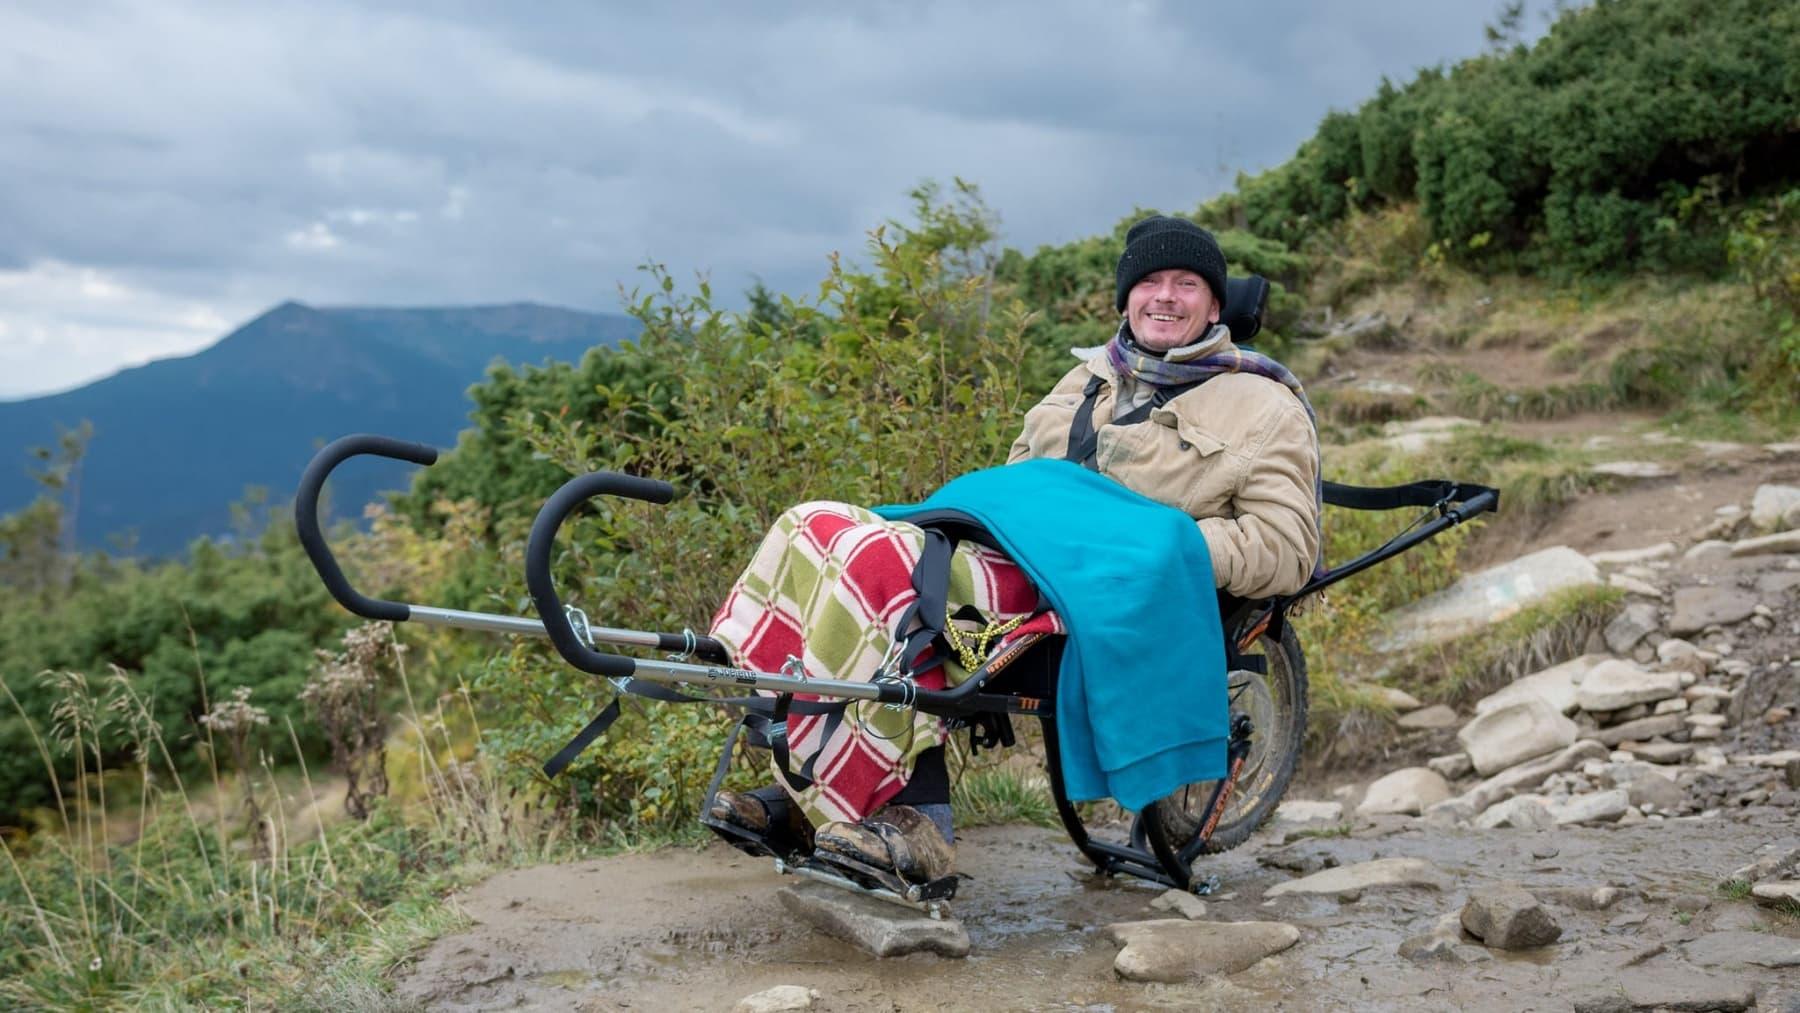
[393,810,1799,1011]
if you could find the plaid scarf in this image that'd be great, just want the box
[1104,321,1317,423]
[1103,321,1327,577]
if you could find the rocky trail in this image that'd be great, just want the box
[394,431,1800,1012]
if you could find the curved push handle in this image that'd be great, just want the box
[526,471,676,679]
[295,434,440,622]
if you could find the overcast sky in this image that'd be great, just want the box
[0,0,1517,400]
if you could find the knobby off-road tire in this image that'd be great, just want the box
[1147,623,1308,856]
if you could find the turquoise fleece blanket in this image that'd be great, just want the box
[877,458,1227,811]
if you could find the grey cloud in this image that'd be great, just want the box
[0,0,1511,397]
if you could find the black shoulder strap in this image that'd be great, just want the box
[1062,375,1108,471]
[1063,374,1209,471]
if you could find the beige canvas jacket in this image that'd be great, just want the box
[1006,346,1321,600]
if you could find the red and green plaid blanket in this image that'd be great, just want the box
[709,501,1061,826]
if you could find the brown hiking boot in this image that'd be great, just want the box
[706,789,772,833]
[814,805,955,883]
[706,786,814,852]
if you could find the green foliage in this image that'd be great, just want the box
[0,509,351,826]
[1212,0,1798,273]
[0,663,579,1009]
[467,183,1045,834]
[949,767,1058,829]
[1726,187,1800,416]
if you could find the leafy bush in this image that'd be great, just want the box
[467,184,1047,833]
[1213,0,1798,273]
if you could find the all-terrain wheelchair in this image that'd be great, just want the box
[296,274,1498,917]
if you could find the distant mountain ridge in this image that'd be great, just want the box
[0,301,639,554]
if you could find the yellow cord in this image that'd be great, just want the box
[943,613,1029,671]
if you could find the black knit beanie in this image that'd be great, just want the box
[1114,215,1228,312]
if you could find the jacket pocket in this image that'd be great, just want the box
[1092,410,1230,518]
[1149,408,1237,518]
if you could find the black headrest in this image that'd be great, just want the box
[1222,275,1269,343]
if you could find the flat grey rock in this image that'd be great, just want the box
[1669,586,1759,635]
[1549,788,1631,825]
[1455,739,1609,813]
[1596,713,1687,747]
[1376,546,1601,652]
[1730,530,1800,557]
[1683,930,1800,968]
[1149,889,1209,920]
[1604,601,1662,654]
[1592,461,1674,479]
[1622,741,1693,764]
[1360,767,1453,815]
[1105,919,1299,982]
[1576,660,1683,712]
[777,882,970,958]
[1265,857,1449,899]
[1576,968,1757,1011]
[734,985,816,1012]
[1458,696,1578,775]
[1475,655,1601,717]
[1396,703,1460,730]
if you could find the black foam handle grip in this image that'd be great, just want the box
[1451,489,1500,523]
[295,434,440,622]
[526,471,676,679]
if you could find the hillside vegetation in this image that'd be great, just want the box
[3,0,1798,1005]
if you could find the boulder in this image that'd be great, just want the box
[1360,768,1453,815]
[1104,920,1299,982]
[1575,660,1683,712]
[1461,885,1562,949]
[1474,655,1600,717]
[1548,788,1631,825]
[1668,586,1759,635]
[1396,704,1460,730]
[1458,697,1579,776]
[1376,547,1602,652]
[1750,484,1800,531]
[1264,858,1450,899]
[777,883,970,958]
[1730,530,1800,557]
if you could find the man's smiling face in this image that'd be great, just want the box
[1126,268,1219,352]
